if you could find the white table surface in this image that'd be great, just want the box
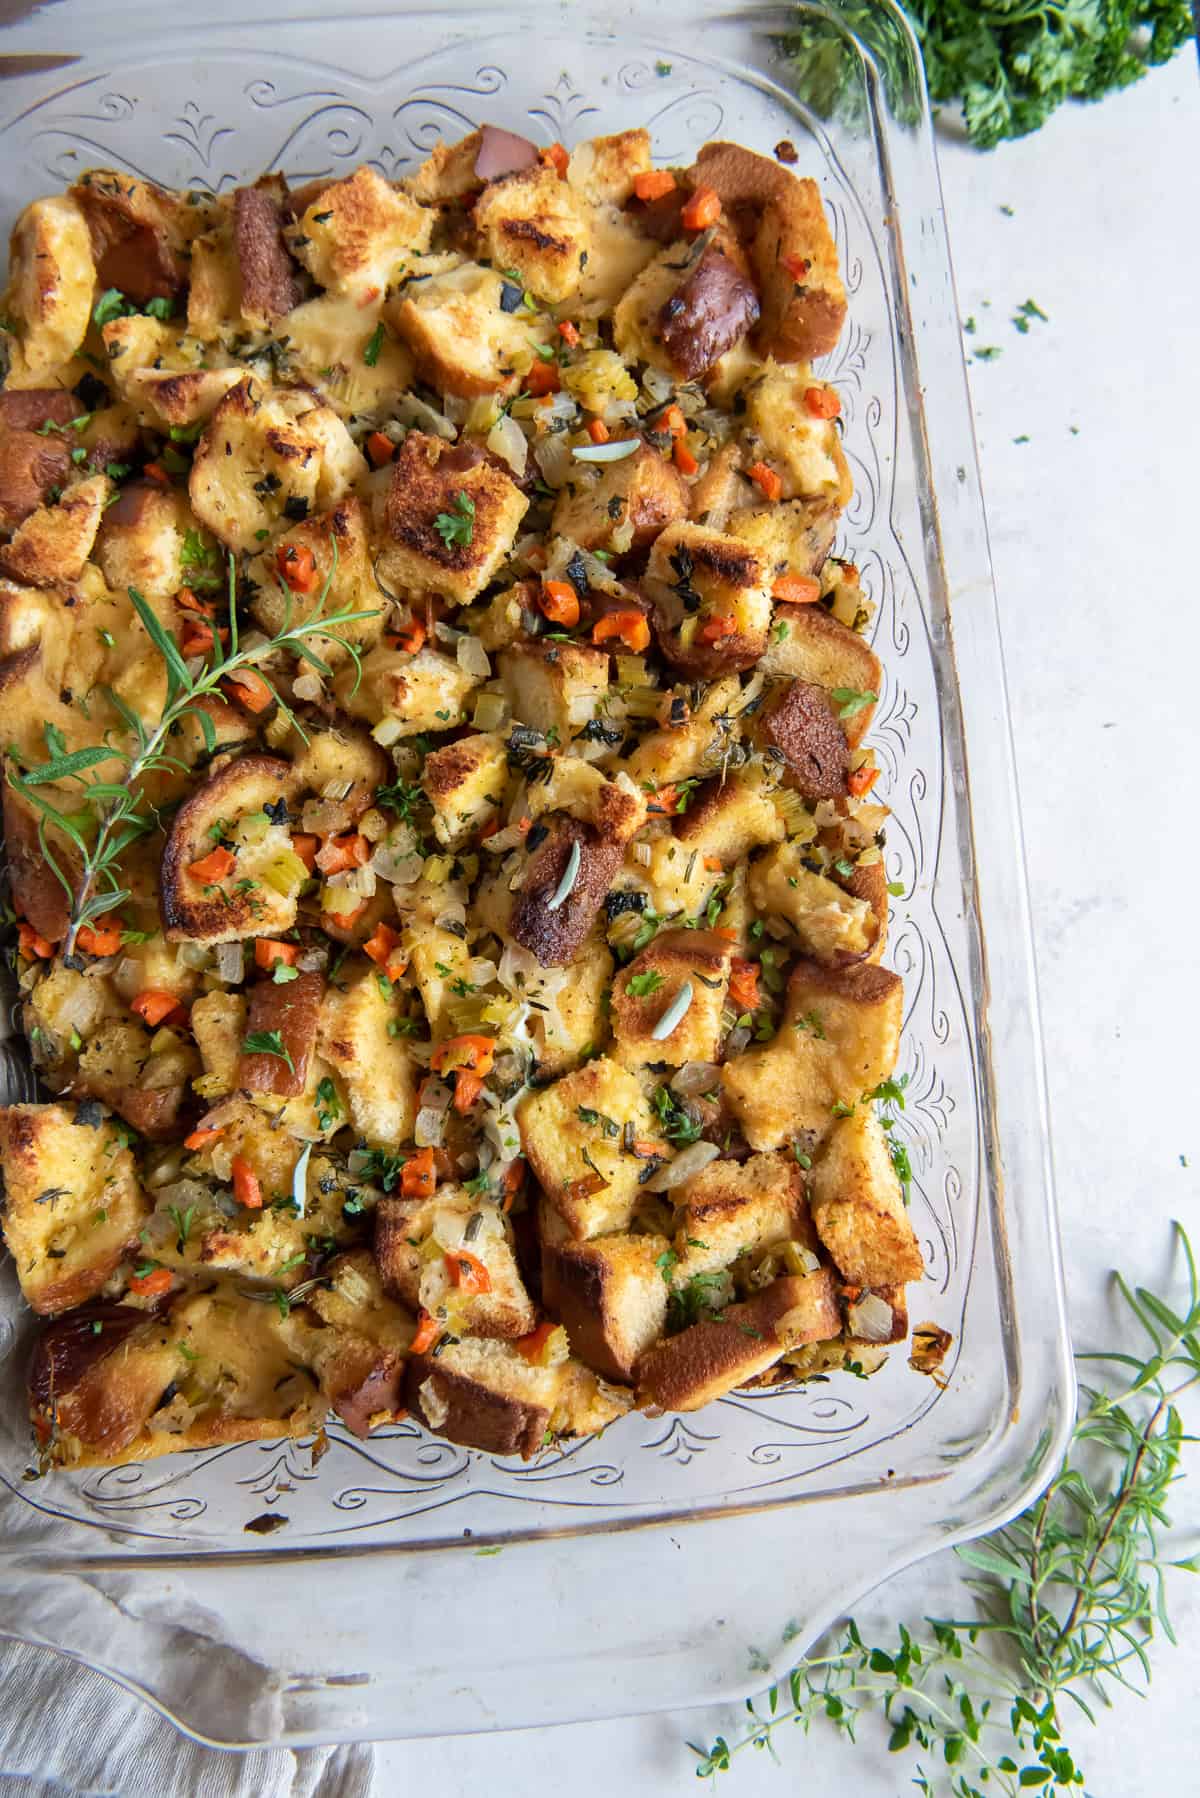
[373,50,1200,1798]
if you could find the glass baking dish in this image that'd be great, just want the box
[0,0,1072,1747]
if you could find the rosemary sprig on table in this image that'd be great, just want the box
[694,1224,1200,1793]
[7,542,378,956]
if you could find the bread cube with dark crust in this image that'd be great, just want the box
[542,1230,670,1382]
[288,164,433,302]
[473,164,592,304]
[518,1056,657,1239]
[234,174,301,326]
[725,498,838,586]
[673,773,785,865]
[0,474,110,588]
[247,496,384,666]
[388,262,536,398]
[636,1269,840,1411]
[303,1251,415,1438]
[375,1186,537,1340]
[2,783,72,943]
[377,433,529,608]
[749,845,880,966]
[758,679,850,801]
[160,755,304,945]
[686,143,846,363]
[512,793,635,968]
[94,482,199,603]
[759,606,881,749]
[645,521,773,679]
[614,230,759,383]
[74,1017,197,1142]
[810,1107,924,1288]
[0,429,71,533]
[71,169,188,302]
[237,970,324,1098]
[551,444,688,556]
[318,966,418,1146]
[722,959,904,1151]
[670,1151,817,1282]
[610,927,732,1070]
[0,1103,148,1315]
[3,196,95,378]
[405,1335,630,1459]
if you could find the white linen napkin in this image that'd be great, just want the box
[0,1639,374,1797]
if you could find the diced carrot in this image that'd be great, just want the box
[410,1308,442,1353]
[673,439,699,476]
[841,563,860,582]
[587,417,610,444]
[129,1266,173,1297]
[662,404,687,438]
[290,834,319,872]
[176,586,216,617]
[366,430,395,468]
[325,900,369,930]
[276,541,318,594]
[804,385,841,420]
[364,923,407,979]
[632,1139,667,1159]
[515,1320,559,1364]
[633,169,678,202]
[557,320,580,347]
[539,578,580,628]
[478,815,500,841]
[232,1156,263,1209]
[445,1247,491,1293]
[188,845,236,883]
[392,619,426,655]
[180,618,222,656]
[781,252,810,282]
[255,938,298,972]
[525,358,561,396]
[697,613,737,644]
[771,572,822,604]
[728,957,760,1011]
[401,1147,437,1200]
[847,763,880,797]
[76,920,122,957]
[647,784,680,815]
[500,1159,525,1212]
[541,142,569,177]
[681,184,721,230]
[713,926,738,942]
[17,923,53,959]
[315,833,369,876]
[142,461,171,488]
[430,1034,496,1076]
[222,669,274,713]
[184,1126,224,1150]
[703,855,724,872]
[592,608,650,653]
[131,988,185,1027]
[747,460,782,501]
[452,1069,484,1113]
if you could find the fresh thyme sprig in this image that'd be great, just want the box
[694,1224,1200,1793]
[6,541,378,956]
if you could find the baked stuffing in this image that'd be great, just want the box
[0,122,922,1472]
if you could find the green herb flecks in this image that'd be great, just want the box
[433,490,475,549]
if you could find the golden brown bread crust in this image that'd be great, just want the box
[0,389,78,433]
[404,1352,549,1459]
[233,177,301,325]
[71,170,185,302]
[540,1233,670,1382]
[160,754,302,943]
[2,782,72,942]
[0,431,71,531]
[760,678,850,800]
[656,231,760,381]
[636,1271,841,1411]
[237,970,324,1097]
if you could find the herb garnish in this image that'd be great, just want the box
[433,490,475,549]
[242,1030,295,1075]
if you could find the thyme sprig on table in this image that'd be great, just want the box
[7,542,378,956]
[694,1224,1200,1792]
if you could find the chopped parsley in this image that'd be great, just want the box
[627,970,665,998]
[241,1030,295,1074]
[433,490,475,549]
[363,321,386,365]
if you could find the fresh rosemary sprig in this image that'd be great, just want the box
[693,1224,1200,1793]
[6,541,378,956]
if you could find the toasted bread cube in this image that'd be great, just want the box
[0,427,70,533]
[288,165,433,301]
[567,129,652,205]
[291,724,388,817]
[186,225,240,338]
[389,262,536,398]
[675,773,785,865]
[189,991,247,1100]
[726,498,838,583]
[810,1108,923,1287]
[0,1103,148,1314]
[535,935,613,1078]
[375,1186,537,1339]
[749,845,878,965]
[247,497,383,666]
[611,928,731,1069]
[645,521,773,674]
[551,443,688,555]
[422,731,508,847]
[542,1229,669,1381]
[142,1161,350,1285]
[70,1016,197,1143]
[759,605,880,748]
[671,1151,816,1281]
[511,776,645,968]
[625,676,743,791]
[473,165,591,303]
[518,1057,656,1238]
[757,679,850,802]
[181,1092,305,1205]
[317,968,418,1146]
[400,878,473,1036]
[722,960,903,1151]
[3,196,94,378]
[636,1270,840,1411]
[336,642,480,737]
[375,430,528,608]
[297,1250,414,1436]
[631,832,719,920]
[404,132,484,205]
[95,482,204,603]
[0,474,110,588]
[742,362,852,507]
[613,230,759,382]
[161,755,304,945]
[406,1334,630,1457]
[498,638,610,740]
[71,168,196,298]
[232,175,300,325]
[189,378,366,551]
[127,365,247,431]
[282,293,415,416]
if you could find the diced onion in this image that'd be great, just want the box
[671,1060,721,1097]
[320,778,355,802]
[415,1105,447,1148]
[533,432,574,489]
[643,1140,720,1192]
[292,1141,313,1220]
[457,634,491,679]
[215,941,244,985]
[725,1024,752,1057]
[487,411,528,477]
[395,392,456,440]
[642,366,674,404]
[293,673,324,703]
[176,942,211,971]
[847,1294,894,1342]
